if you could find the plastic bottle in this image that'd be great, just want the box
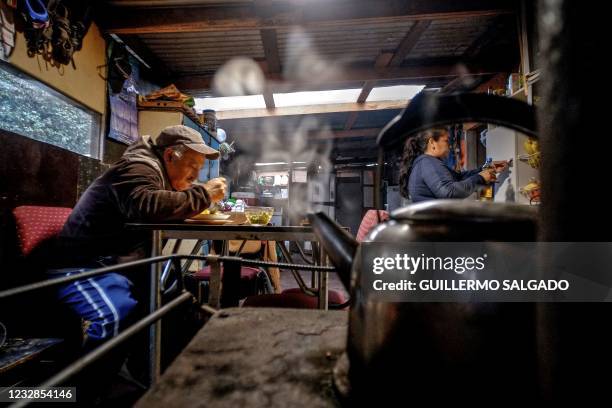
[234,199,245,212]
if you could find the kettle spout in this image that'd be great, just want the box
[308,212,358,291]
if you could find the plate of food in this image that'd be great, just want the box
[189,210,231,221]
[185,218,233,224]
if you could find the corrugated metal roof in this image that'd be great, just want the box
[132,14,510,85]
[276,21,416,67]
[139,30,264,75]
[406,16,498,61]
[105,2,517,164]
[121,11,516,123]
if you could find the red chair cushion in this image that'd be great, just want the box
[12,206,72,256]
[356,209,390,242]
[282,287,347,305]
[243,289,348,309]
[193,265,261,281]
[192,265,262,300]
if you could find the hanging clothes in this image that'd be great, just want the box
[108,53,139,145]
[0,1,16,60]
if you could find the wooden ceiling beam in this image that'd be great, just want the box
[100,0,515,34]
[260,28,281,109]
[356,52,392,104]
[345,53,392,130]
[343,112,359,130]
[221,127,381,141]
[345,20,430,130]
[175,61,505,92]
[388,20,433,67]
[216,100,407,120]
[260,28,281,73]
[262,88,276,110]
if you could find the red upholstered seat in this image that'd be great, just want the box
[192,265,266,300]
[12,206,72,256]
[242,211,387,310]
[242,288,347,309]
[281,287,347,305]
[193,265,260,281]
[356,209,390,242]
[8,205,79,343]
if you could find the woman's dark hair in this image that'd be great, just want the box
[398,128,447,198]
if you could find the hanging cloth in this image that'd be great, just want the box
[0,1,16,60]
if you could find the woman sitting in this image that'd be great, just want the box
[399,128,507,203]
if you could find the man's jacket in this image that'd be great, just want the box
[54,136,211,267]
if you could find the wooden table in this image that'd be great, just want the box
[135,308,348,408]
[126,223,327,309]
[126,223,330,386]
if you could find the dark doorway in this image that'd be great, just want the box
[335,177,362,236]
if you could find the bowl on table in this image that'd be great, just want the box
[244,206,274,225]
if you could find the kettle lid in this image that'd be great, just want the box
[392,200,538,224]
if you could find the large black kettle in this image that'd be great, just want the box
[309,92,540,404]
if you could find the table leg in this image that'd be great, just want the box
[160,239,181,292]
[180,239,206,274]
[316,242,329,310]
[311,243,319,289]
[208,257,222,308]
[318,245,328,310]
[221,258,241,308]
[148,230,163,385]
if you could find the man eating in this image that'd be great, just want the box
[50,124,226,347]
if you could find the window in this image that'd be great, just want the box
[0,61,102,158]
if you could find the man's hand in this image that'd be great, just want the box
[479,169,497,183]
[204,177,227,202]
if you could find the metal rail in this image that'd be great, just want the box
[0,254,336,300]
[1,254,337,407]
[9,292,193,408]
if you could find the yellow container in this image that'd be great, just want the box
[480,185,493,201]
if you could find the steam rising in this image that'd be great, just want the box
[210,28,340,220]
[282,27,346,88]
[212,57,265,97]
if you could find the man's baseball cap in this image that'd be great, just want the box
[152,125,220,159]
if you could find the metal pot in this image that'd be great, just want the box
[308,92,541,404]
